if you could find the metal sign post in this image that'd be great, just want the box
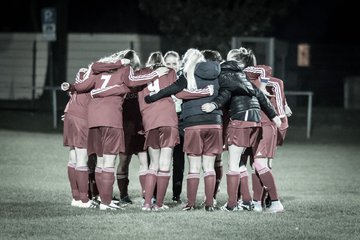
[41,8,57,129]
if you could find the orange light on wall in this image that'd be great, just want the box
[297,43,310,67]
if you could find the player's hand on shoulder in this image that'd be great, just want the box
[260,88,274,97]
[121,58,130,65]
[272,116,282,128]
[155,67,169,77]
[285,104,292,117]
[201,102,216,113]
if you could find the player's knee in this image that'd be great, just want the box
[189,164,201,174]
[253,158,269,172]
[103,154,116,168]
[149,163,159,172]
[68,149,76,165]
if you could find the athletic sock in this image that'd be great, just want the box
[101,167,115,205]
[156,171,171,207]
[75,166,89,203]
[67,163,80,200]
[186,173,200,207]
[204,171,216,206]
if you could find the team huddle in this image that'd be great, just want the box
[61,47,292,213]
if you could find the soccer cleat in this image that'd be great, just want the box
[140,197,145,206]
[120,195,133,205]
[205,205,215,212]
[252,200,263,213]
[172,196,182,204]
[89,201,100,209]
[91,196,101,206]
[111,196,120,204]
[78,200,94,208]
[201,197,217,207]
[99,202,123,211]
[152,204,169,211]
[71,199,81,207]
[162,204,169,209]
[182,204,195,211]
[239,201,254,211]
[141,203,152,211]
[220,202,240,212]
[265,200,284,213]
[213,198,217,207]
[93,196,119,206]
[93,196,102,205]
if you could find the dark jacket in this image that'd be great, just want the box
[212,60,276,122]
[181,61,221,119]
[179,61,222,129]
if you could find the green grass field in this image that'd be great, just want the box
[0,126,359,240]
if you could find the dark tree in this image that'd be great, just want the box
[139,0,298,54]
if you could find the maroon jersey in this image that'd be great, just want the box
[267,77,289,130]
[65,93,91,120]
[64,69,91,120]
[243,65,272,88]
[137,67,178,132]
[63,68,90,148]
[261,77,289,128]
[244,65,274,125]
[72,62,159,128]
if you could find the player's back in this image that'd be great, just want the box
[137,67,178,131]
[87,67,128,129]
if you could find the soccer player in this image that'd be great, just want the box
[243,63,291,213]
[201,50,225,207]
[116,84,148,206]
[145,49,222,211]
[201,48,281,212]
[139,51,212,210]
[137,51,179,211]
[61,50,169,210]
[179,49,222,211]
[163,50,186,204]
[63,67,93,208]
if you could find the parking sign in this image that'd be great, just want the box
[41,8,56,41]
